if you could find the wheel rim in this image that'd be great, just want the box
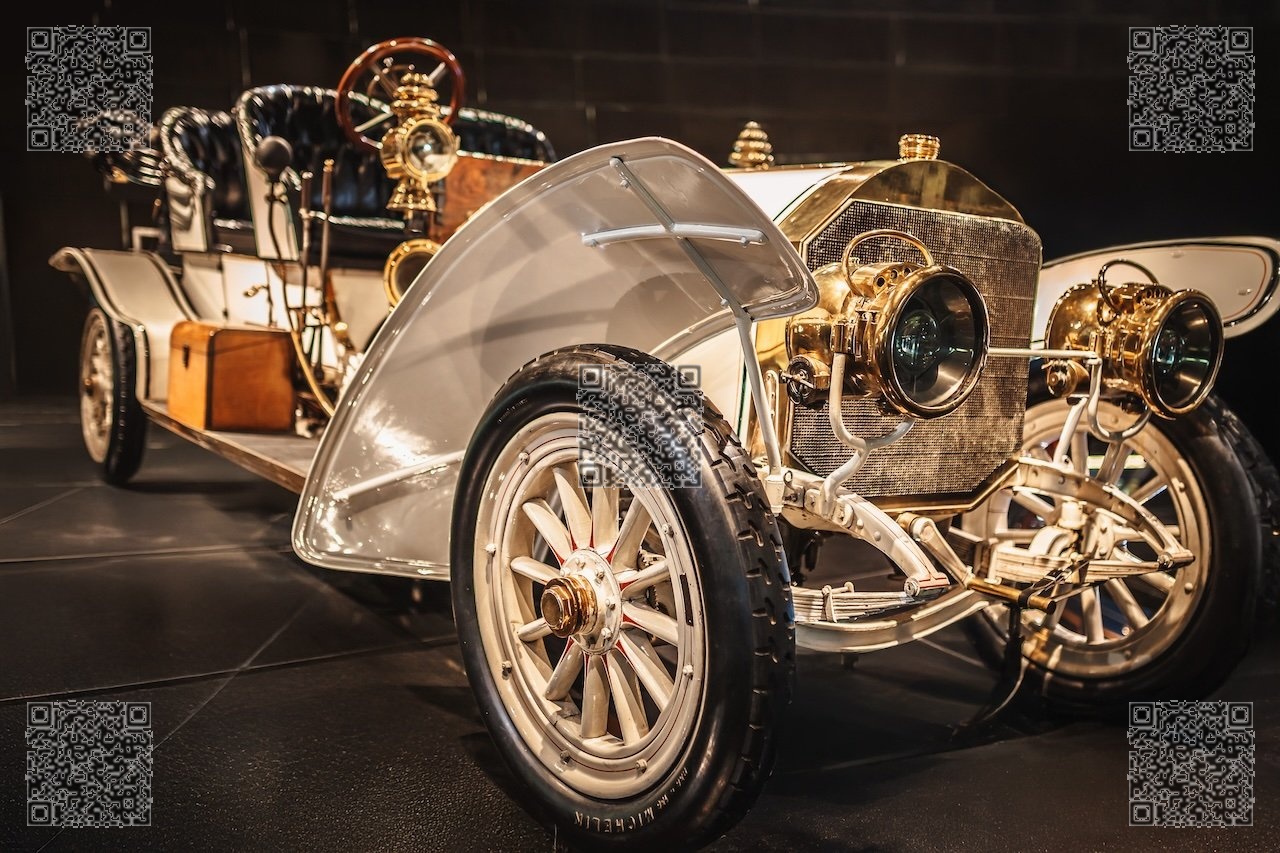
[80,313,113,463]
[970,398,1210,679]
[472,413,706,800]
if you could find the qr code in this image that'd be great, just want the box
[1128,26,1254,152]
[27,701,153,827]
[26,26,153,153]
[1129,701,1253,827]
[577,363,704,489]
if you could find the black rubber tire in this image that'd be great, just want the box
[80,308,147,485]
[451,344,794,850]
[1207,396,1280,621]
[966,377,1259,711]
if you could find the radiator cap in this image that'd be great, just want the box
[898,133,940,161]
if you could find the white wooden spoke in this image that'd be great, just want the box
[521,499,572,562]
[1133,570,1175,594]
[553,466,592,549]
[622,602,680,646]
[1113,525,1179,543]
[427,61,447,85]
[1130,477,1168,506]
[544,642,584,701]
[510,555,560,585]
[620,561,670,598]
[517,617,552,643]
[1080,586,1105,643]
[605,651,649,744]
[1012,490,1057,522]
[612,499,652,569]
[617,632,673,708]
[591,485,620,552]
[580,654,609,738]
[1106,579,1150,630]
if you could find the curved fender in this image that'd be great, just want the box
[50,247,195,401]
[1035,236,1280,341]
[293,137,814,577]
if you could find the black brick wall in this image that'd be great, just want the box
[2,0,1278,433]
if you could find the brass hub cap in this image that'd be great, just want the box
[551,548,624,655]
[541,575,594,638]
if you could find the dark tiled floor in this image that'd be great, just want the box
[1,399,1276,851]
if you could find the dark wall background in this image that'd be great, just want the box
[2,0,1278,452]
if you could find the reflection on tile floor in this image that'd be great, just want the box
[1,399,1275,851]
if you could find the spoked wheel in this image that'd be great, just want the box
[79,308,146,485]
[965,385,1259,709]
[452,345,793,848]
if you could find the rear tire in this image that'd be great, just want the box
[79,308,147,485]
[451,344,793,848]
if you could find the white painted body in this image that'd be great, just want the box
[1035,236,1280,341]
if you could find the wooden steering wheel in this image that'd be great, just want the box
[336,38,466,153]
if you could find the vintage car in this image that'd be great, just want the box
[53,36,1263,849]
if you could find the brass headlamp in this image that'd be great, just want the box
[784,229,990,419]
[379,71,459,214]
[1044,260,1223,418]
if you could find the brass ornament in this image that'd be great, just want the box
[898,134,940,161]
[728,121,775,169]
[783,229,989,419]
[383,237,442,307]
[1044,260,1224,418]
[379,71,459,214]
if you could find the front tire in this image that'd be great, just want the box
[79,308,147,485]
[966,382,1259,710]
[451,345,793,848]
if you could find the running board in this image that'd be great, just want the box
[142,401,316,493]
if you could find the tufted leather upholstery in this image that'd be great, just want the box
[160,108,250,222]
[236,86,396,219]
[235,85,556,220]
[159,86,556,259]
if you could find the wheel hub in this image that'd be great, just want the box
[546,548,623,654]
[540,575,594,638]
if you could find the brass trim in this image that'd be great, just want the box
[728,121,775,169]
[1045,267,1225,417]
[384,237,442,307]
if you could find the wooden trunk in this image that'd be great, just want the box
[168,321,295,432]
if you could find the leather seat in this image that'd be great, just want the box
[234,85,556,260]
[159,107,257,253]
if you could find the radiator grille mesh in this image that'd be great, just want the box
[791,201,1041,497]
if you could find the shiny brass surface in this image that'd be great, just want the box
[783,229,989,419]
[759,155,1024,385]
[540,575,596,638]
[898,133,940,161]
[749,141,1038,510]
[1045,262,1224,417]
[728,121,775,169]
[383,237,442,307]
[964,576,1055,613]
[379,72,459,214]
